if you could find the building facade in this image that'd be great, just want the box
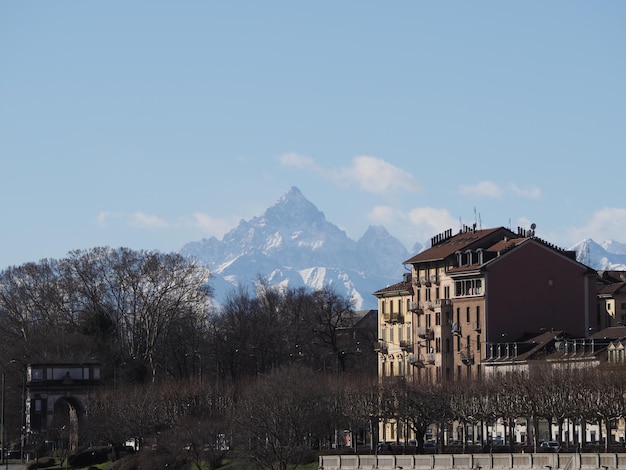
[375,225,598,385]
[26,362,102,450]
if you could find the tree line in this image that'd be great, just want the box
[71,364,626,469]
[1,247,626,469]
[0,246,370,383]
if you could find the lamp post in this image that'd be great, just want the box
[1,370,5,469]
[1,360,18,470]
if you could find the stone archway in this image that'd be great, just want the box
[52,396,85,451]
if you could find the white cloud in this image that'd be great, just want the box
[279,152,319,171]
[345,156,421,193]
[510,183,541,199]
[96,210,234,239]
[129,212,169,229]
[96,211,169,229]
[407,207,458,235]
[368,205,405,225]
[368,205,458,248]
[568,208,626,243]
[279,153,421,194]
[459,181,503,199]
[190,213,233,238]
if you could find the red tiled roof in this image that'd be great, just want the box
[373,277,412,296]
[597,281,626,296]
[404,227,515,264]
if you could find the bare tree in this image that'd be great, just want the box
[311,286,355,373]
[233,365,330,470]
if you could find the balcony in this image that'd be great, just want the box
[383,311,404,324]
[417,326,434,340]
[472,321,481,332]
[425,353,435,364]
[451,323,462,336]
[374,341,388,354]
[409,301,424,315]
[408,353,424,368]
[460,349,474,365]
[399,340,412,352]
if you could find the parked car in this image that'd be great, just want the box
[540,441,561,452]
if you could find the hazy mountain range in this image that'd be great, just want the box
[180,186,626,310]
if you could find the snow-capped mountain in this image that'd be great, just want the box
[179,187,411,310]
[179,186,625,310]
[570,239,626,270]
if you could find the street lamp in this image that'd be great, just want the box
[1,369,5,469]
[1,360,17,470]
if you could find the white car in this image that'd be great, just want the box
[540,441,560,452]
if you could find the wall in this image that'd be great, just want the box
[320,453,626,470]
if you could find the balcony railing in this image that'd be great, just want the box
[472,320,481,332]
[383,311,404,324]
[374,341,388,354]
[399,340,412,352]
[409,301,424,315]
[460,348,474,365]
[425,353,435,364]
[417,326,434,340]
[408,353,424,368]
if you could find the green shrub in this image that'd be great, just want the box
[68,447,111,467]
[26,456,57,469]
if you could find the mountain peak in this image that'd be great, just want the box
[263,186,326,227]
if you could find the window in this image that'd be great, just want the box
[466,307,470,323]
[426,288,431,301]
[444,286,450,299]
[436,311,441,325]
[476,306,481,322]
[477,334,481,351]
[454,279,483,297]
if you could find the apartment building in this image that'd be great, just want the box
[375,225,598,384]
[597,271,626,328]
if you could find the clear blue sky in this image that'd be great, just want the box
[2,1,625,269]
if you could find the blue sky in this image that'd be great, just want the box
[2,1,625,269]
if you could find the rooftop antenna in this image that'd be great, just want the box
[530,222,536,237]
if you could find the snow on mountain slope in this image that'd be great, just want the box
[180,187,410,310]
[571,239,626,270]
[179,186,626,310]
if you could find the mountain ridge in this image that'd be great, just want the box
[179,187,626,310]
[179,186,411,309]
